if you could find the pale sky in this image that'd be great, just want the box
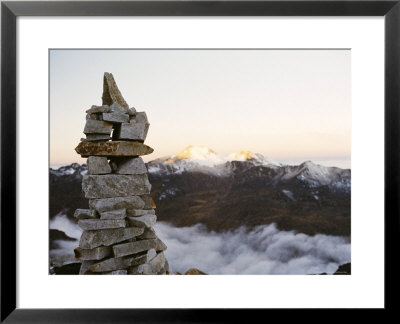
[50,49,351,168]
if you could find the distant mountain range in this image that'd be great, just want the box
[148,146,350,191]
[50,146,351,237]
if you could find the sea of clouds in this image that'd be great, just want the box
[49,213,82,259]
[50,214,350,275]
[155,222,350,275]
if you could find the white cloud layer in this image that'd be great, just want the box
[49,215,351,275]
[50,213,82,240]
[155,222,351,275]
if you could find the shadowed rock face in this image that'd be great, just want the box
[102,72,129,109]
[333,262,351,275]
[74,246,112,261]
[50,263,82,275]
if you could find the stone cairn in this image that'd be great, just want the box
[74,72,169,275]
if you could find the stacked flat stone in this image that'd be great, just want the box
[74,72,169,275]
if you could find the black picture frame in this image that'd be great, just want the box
[1,0,399,322]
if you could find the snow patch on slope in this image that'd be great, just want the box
[282,189,295,201]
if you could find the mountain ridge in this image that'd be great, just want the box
[50,146,350,236]
[146,146,350,192]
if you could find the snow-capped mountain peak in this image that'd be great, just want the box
[169,145,226,167]
[50,163,87,177]
[228,150,254,161]
[298,161,339,185]
[148,146,284,176]
[228,151,281,166]
[147,146,349,192]
[147,146,228,175]
[280,160,350,191]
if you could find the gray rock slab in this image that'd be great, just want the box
[128,266,139,274]
[139,195,156,210]
[154,238,167,252]
[113,157,147,175]
[130,112,150,139]
[137,263,155,275]
[130,112,148,124]
[109,160,118,172]
[116,123,148,141]
[78,219,127,230]
[146,249,157,262]
[103,112,129,123]
[144,124,150,140]
[127,208,155,217]
[128,107,136,116]
[83,120,113,135]
[75,141,154,157]
[74,208,98,220]
[74,246,112,261]
[102,72,129,110]
[126,253,149,266]
[100,208,126,220]
[82,174,151,198]
[163,259,170,273]
[109,270,128,275]
[86,113,103,121]
[149,252,166,273]
[79,227,144,249]
[127,214,157,228]
[109,102,127,113]
[136,253,167,275]
[137,227,157,240]
[89,254,147,273]
[79,260,96,274]
[89,196,145,213]
[82,134,111,142]
[85,105,110,114]
[50,254,79,268]
[87,156,112,175]
[113,239,157,258]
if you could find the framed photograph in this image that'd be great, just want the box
[1,0,399,321]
